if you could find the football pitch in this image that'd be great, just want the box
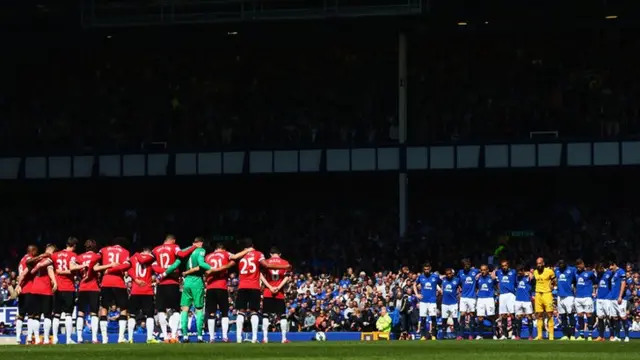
[3,342,640,360]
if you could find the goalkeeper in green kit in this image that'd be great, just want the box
[160,237,224,343]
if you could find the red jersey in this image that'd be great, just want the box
[152,244,194,285]
[75,251,102,292]
[51,250,78,292]
[262,257,290,299]
[31,258,54,296]
[99,245,130,288]
[205,250,232,290]
[18,254,35,294]
[238,250,265,290]
[128,253,154,296]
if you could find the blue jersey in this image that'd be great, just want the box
[417,273,441,303]
[555,267,576,297]
[441,277,460,305]
[476,275,496,299]
[607,268,626,300]
[574,269,596,298]
[515,275,533,302]
[596,270,612,300]
[458,268,479,298]
[495,268,517,295]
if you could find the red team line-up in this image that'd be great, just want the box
[13,236,292,345]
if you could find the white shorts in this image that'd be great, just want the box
[477,298,495,317]
[499,293,516,315]
[441,304,458,319]
[574,297,594,314]
[515,301,533,316]
[609,300,628,318]
[558,296,575,315]
[459,297,476,313]
[596,299,611,317]
[419,302,438,317]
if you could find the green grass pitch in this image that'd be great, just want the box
[3,341,639,360]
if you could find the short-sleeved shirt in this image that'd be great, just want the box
[76,251,102,292]
[99,245,130,288]
[262,257,290,299]
[533,268,555,294]
[205,250,233,290]
[52,250,78,292]
[238,250,266,290]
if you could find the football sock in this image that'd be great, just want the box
[430,316,438,338]
[614,319,621,338]
[76,316,84,342]
[195,310,204,338]
[64,315,73,343]
[146,318,154,341]
[501,318,508,338]
[547,317,554,340]
[598,318,605,337]
[221,317,229,340]
[459,316,466,335]
[622,318,630,338]
[578,316,585,337]
[560,314,568,337]
[127,318,136,341]
[251,314,259,341]
[91,315,100,342]
[536,318,544,338]
[527,318,533,338]
[569,315,576,337]
[452,318,460,337]
[262,318,270,341]
[158,312,168,339]
[470,317,478,337]
[208,318,216,340]
[280,318,288,341]
[587,316,595,337]
[181,311,189,339]
[15,318,23,343]
[43,318,52,344]
[169,312,181,339]
[118,315,127,341]
[52,317,60,342]
[236,314,245,342]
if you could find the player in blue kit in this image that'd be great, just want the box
[495,260,517,340]
[514,265,534,340]
[607,260,628,342]
[595,263,612,341]
[475,265,497,340]
[555,260,577,340]
[413,262,441,340]
[458,259,479,340]
[440,268,462,340]
[574,259,597,340]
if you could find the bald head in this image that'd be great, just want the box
[536,257,545,271]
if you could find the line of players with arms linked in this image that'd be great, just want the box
[414,257,631,342]
[13,235,293,345]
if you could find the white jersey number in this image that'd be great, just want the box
[239,258,257,275]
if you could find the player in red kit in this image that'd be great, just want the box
[151,234,196,342]
[51,237,84,344]
[231,238,291,343]
[259,247,291,343]
[28,244,58,344]
[15,245,51,344]
[205,243,236,343]
[72,239,109,343]
[98,237,133,343]
[127,247,157,344]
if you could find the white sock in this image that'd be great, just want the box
[250,315,259,341]
[119,318,127,340]
[158,312,168,339]
[100,320,108,343]
[91,316,99,342]
[169,313,180,339]
[221,317,229,340]
[76,317,84,342]
[43,318,52,344]
[30,319,40,342]
[52,317,60,343]
[280,319,288,341]
[208,318,216,340]
[65,315,73,343]
[236,314,245,342]
[262,318,270,342]
[15,319,23,343]
[128,318,136,341]
[146,318,154,341]
[26,319,32,343]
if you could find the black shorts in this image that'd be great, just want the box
[262,297,286,316]
[29,294,53,316]
[54,291,76,315]
[129,295,155,318]
[78,291,100,315]
[156,284,180,312]
[100,287,128,310]
[206,289,230,316]
[235,289,261,312]
[18,294,29,317]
